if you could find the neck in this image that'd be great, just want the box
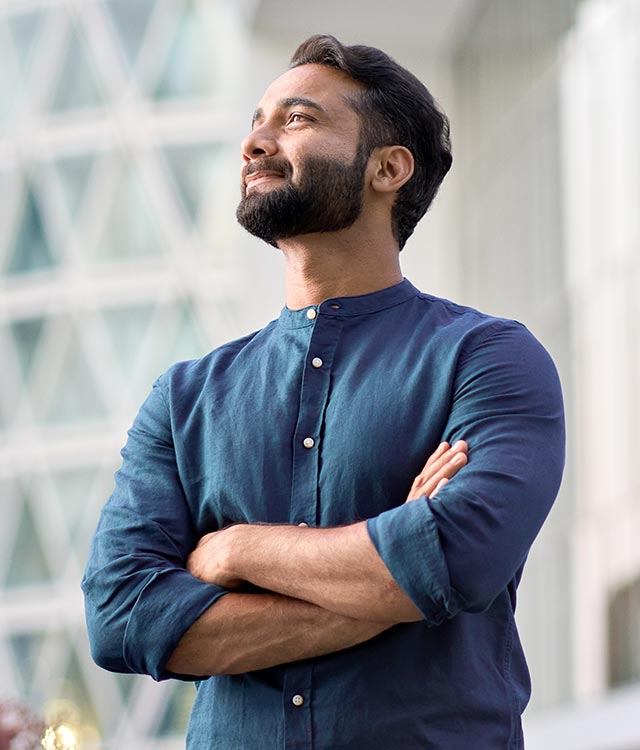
[278,227,403,310]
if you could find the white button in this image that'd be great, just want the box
[292,694,304,707]
[306,308,317,320]
[298,522,308,527]
[311,357,323,368]
[303,437,315,449]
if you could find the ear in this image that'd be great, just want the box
[369,146,414,194]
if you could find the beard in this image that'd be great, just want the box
[236,145,369,245]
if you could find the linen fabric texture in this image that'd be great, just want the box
[82,278,565,750]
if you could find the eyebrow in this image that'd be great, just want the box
[251,97,326,127]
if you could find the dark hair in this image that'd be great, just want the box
[290,34,452,250]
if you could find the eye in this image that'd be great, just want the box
[287,112,311,125]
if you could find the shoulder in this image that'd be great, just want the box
[409,287,537,352]
[153,320,277,405]
[414,288,515,332]
[406,285,560,386]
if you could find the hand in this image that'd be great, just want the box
[405,440,468,502]
[186,525,246,590]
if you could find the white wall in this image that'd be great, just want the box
[525,0,640,744]
[561,0,640,707]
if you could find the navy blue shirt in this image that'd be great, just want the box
[82,279,565,749]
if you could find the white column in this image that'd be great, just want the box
[560,0,640,702]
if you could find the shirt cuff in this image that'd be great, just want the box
[367,498,464,625]
[123,568,228,681]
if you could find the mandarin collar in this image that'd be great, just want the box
[278,278,419,329]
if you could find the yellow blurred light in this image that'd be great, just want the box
[41,723,78,750]
[80,724,101,745]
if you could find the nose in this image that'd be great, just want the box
[241,123,277,163]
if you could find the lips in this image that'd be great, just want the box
[242,159,291,195]
[245,170,285,190]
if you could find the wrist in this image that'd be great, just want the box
[228,522,289,589]
[225,523,252,581]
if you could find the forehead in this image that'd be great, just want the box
[257,63,363,117]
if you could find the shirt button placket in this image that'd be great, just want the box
[285,307,340,750]
[283,674,311,749]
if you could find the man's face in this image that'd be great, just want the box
[236,64,369,245]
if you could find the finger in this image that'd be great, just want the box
[411,442,448,490]
[423,440,467,479]
[424,441,449,470]
[413,450,468,499]
[411,442,451,491]
[407,440,468,502]
[414,440,467,487]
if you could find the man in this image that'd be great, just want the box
[82,35,565,749]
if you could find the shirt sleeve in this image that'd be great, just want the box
[366,320,565,624]
[81,375,229,681]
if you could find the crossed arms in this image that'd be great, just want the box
[82,321,565,682]
[166,441,468,676]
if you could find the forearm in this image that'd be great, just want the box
[165,591,393,676]
[186,443,468,625]
[227,522,423,623]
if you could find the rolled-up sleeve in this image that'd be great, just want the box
[81,376,228,681]
[367,320,565,623]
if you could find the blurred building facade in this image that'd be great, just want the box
[0,0,638,748]
[0,0,250,745]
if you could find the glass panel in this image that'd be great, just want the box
[53,154,94,219]
[165,302,207,367]
[101,304,155,372]
[0,477,16,564]
[153,2,218,100]
[5,184,56,275]
[9,632,46,695]
[106,0,155,69]
[0,25,17,124]
[8,10,43,76]
[155,682,194,737]
[50,469,96,550]
[94,162,163,262]
[114,673,140,704]
[49,22,103,112]
[0,326,13,430]
[59,645,101,730]
[5,496,52,587]
[10,317,45,379]
[164,143,221,225]
[608,578,640,687]
[45,327,107,424]
[0,168,16,241]
[0,378,6,430]
[73,469,116,562]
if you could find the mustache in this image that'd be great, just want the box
[243,158,293,181]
